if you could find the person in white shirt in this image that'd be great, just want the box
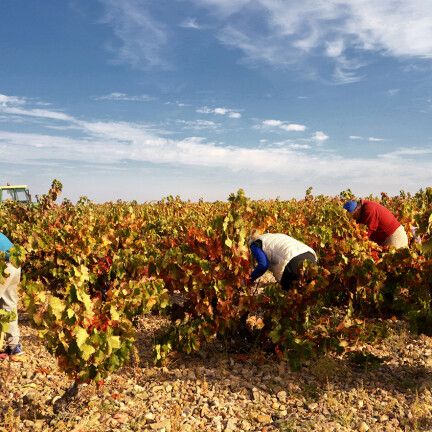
[0,232,24,361]
[249,232,317,290]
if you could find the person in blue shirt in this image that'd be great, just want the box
[0,232,24,360]
[249,231,317,291]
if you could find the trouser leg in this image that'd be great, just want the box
[0,264,21,348]
[280,252,317,291]
[280,269,296,291]
[383,225,409,249]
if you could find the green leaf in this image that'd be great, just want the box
[421,237,432,256]
[159,292,170,309]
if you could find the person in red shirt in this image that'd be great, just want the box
[343,199,408,248]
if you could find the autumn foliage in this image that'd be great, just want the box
[0,180,432,381]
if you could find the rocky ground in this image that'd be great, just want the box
[1,312,432,432]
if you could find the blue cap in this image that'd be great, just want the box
[343,200,357,213]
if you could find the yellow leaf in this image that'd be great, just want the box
[75,327,88,348]
[49,296,65,320]
[107,335,121,351]
[81,343,96,361]
[110,306,120,321]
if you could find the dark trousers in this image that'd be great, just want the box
[280,252,316,291]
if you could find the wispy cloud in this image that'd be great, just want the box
[0,94,74,122]
[191,0,432,83]
[98,0,168,69]
[1,93,431,197]
[197,106,242,118]
[0,94,26,106]
[95,1,432,83]
[387,88,400,96]
[176,119,219,130]
[273,140,311,150]
[2,124,430,194]
[93,92,154,102]
[165,101,190,107]
[180,18,203,30]
[379,146,432,158]
[349,135,385,142]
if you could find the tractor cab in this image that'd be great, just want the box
[0,185,32,204]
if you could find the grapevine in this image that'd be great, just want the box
[0,180,431,391]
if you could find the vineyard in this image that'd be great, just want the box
[1,181,432,428]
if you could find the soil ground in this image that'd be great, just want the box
[1,312,432,432]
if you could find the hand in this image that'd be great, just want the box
[246,277,255,286]
[248,280,260,296]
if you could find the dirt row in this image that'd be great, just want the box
[1,314,432,432]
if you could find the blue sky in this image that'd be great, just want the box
[1,0,432,202]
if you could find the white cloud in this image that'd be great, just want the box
[325,39,345,58]
[0,94,74,122]
[262,119,282,127]
[176,119,219,130]
[0,115,25,124]
[214,107,229,115]
[289,143,311,149]
[350,135,386,142]
[197,106,242,118]
[280,123,306,132]
[165,101,190,107]
[1,93,431,199]
[191,0,432,83]
[196,107,212,114]
[217,26,295,68]
[332,56,365,84]
[180,18,202,29]
[387,88,400,96]
[2,124,431,195]
[4,107,74,122]
[0,94,26,106]
[274,140,311,149]
[261,119,306,132]
[380,146,432,158]
[313,131,329,142]
[93,92,154,102]
[94,1,432,83]
[99,0,168,69]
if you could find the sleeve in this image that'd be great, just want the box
[361,205,379,238]
[0,233,14,259]
[250,243,269,282]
